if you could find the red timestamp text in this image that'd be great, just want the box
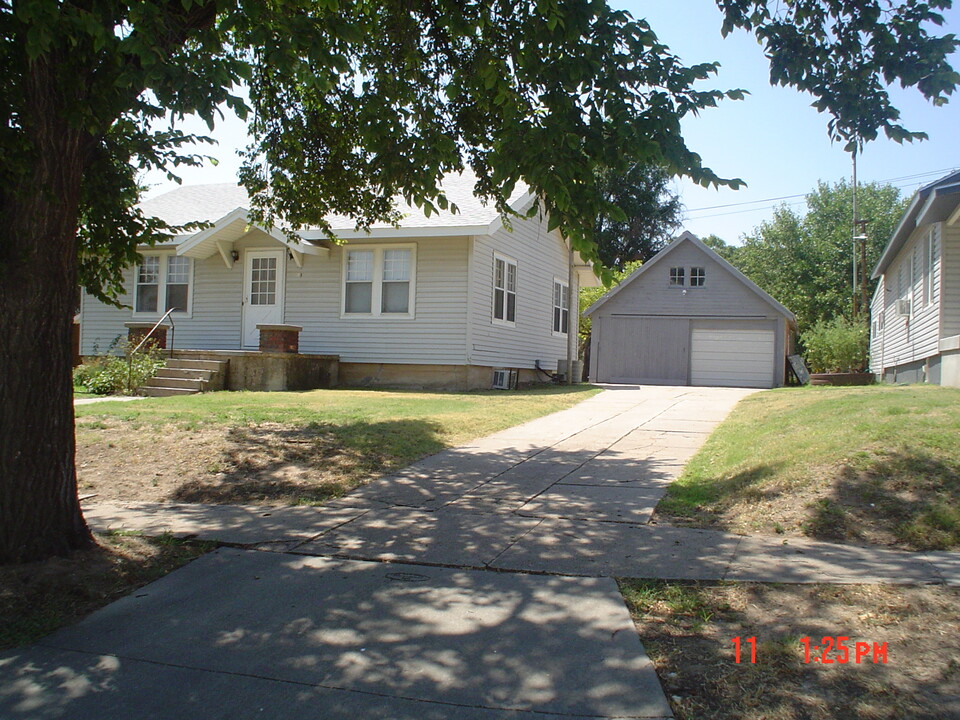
[800,636,888,664]
[730,636,889,665]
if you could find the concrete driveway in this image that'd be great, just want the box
[3,385,754,719]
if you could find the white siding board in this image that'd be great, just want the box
[943,223,960,338]
[875,224,941,369]
[467,212,571,369]
[598,243,775,318]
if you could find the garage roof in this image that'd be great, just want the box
[583,231,796,325]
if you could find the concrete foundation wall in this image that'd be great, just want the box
[339,362,548,391]
[175,350,338,392]
[942,350,960,387]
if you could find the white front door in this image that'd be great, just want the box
[242,249,285,348]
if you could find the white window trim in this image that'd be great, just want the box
[924,227,936,307]
[492,252,518,327]
[552,277,569,337]
[339,243,417,319]
[132,251,194,319]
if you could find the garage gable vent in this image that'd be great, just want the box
[492,368,516,390]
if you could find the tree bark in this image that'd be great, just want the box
[0,59,93,564]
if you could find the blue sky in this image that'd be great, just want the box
[144,1,960,244]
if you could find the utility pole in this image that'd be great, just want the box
[855,219,869,318]
[852,151,859,317]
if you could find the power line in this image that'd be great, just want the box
[684,166,958,222]
[684,166,958,216]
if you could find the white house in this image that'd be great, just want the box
[584,232,795,388]
[78,173,598,391]
[870,170,960,386]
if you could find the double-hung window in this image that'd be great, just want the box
[493,254,517,324]
[135,254,193,315]
[343,245,415,317]
[553,280,569,335]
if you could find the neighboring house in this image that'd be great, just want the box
[584,231,796,388]
[79,173,598,390]
[870,170,960,386]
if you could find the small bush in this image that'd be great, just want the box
[74,340,166,395]
[802,317,869,373]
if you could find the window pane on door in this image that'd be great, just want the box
[250,257,277,305]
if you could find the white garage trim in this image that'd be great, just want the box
[690,328,775,388]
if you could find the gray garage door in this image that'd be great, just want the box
[690,327,775,388]
[595,316,689,384]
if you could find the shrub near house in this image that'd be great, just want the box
[803,317,869,374]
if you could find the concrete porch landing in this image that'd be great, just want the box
[166,349,339,392]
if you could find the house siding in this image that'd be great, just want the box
[288,237,468,365]
[874,224,941,373]
[81,230,470,365]
[467,210,572,370]
[943,222,960,339]
[596,243,774,318]
[869,277,885,374]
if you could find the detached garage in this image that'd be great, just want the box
[585,232,796,388]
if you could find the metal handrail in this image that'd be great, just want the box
[127,308,176,392]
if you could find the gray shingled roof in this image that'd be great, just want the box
[139,171,530,232]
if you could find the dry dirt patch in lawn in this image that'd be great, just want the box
[0,534,212,649]
[622,580,960,720]
[77,420,380,505]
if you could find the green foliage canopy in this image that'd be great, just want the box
[733,180,908,333]
[593,163,683,270]
[3,1,956,301]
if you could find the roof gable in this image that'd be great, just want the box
[873,169,960,278]
[583,231,796,323]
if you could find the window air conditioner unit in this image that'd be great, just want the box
[895,299,911,317]
[491,368,517,390]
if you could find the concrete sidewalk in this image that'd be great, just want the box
[81,385,959,585]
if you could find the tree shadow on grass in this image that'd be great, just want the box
[170,419,446,506]
[804,448,960,550]
[657,464,783,527]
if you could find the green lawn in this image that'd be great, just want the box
[75,384,601,505]
[657,385,960,550]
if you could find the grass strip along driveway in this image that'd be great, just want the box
[635,384,960,720]
[76,385,600,506]
[656,385,960,551]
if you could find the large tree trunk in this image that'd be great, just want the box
[0,62,93,564]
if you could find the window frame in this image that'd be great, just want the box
[132,251,194,319]
[689,267,706,288]
[552,278,569,336]
[492,253,518,327]
[923,228,936,307]
[669,266,685,287]
[340,243,417,319]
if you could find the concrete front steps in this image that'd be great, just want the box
[139,358,229,397]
